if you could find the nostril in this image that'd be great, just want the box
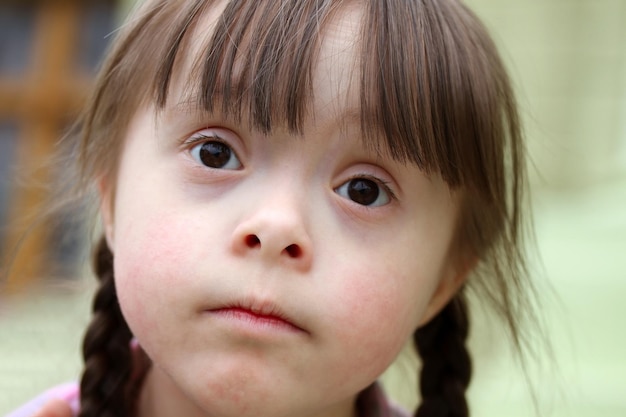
[284,244,302,258]
[245,234,261,248]
[240,234,305,260]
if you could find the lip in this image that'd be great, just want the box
[205,300,307,335]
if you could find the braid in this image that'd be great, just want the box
[78,237,134,417]
[414,293,472,417]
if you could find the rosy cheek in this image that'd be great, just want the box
[114,213,193,332]
[328,269,423,382]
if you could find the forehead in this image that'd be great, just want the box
[311,4,364,124]
[167,1,365,131]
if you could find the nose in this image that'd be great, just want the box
[230,198,313,272]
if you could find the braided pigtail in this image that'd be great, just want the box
[414,293,471,417]
[78,237,134,417]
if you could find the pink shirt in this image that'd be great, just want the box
[6,383,80,417]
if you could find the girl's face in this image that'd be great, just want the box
[103,4,465,417]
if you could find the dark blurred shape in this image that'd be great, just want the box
[0,123,18,254]
[0,0,119,291]
[0,3,36,74]
[79,1,118,71]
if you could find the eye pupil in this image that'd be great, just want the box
[199,142,231,168]
[348,179,379,205]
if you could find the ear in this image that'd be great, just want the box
[98,177,115,251]
[418,256,476,327]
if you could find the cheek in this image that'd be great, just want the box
[326,259,438,384]
[112,210,200,341]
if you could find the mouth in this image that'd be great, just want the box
[206,300,307,334]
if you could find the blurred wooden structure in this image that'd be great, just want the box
[0,0,116,291]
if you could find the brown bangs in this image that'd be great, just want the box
[359,0,522,200]
[153,0,344,132]
[152,0,521,200]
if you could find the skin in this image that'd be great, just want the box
[92,4,469,417]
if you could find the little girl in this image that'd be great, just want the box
[12,0,540,417]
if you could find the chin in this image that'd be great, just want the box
[154,360,312,417]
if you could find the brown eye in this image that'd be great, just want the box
[335,178,390,206]
[191,141,241,170]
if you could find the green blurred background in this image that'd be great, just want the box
[0,0,624,416]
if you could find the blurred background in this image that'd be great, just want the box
[0,0,624,416]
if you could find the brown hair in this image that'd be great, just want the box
[70,1,538,416]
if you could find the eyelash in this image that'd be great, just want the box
[183,133,224,149]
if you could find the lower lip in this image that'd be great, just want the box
[208,308,304,334]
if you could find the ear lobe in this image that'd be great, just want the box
[418,257,476,327]
[98,178,115,251]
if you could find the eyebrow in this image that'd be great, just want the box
[160,95,222,126]
[167,95,209,115]
[165,91,367,131]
